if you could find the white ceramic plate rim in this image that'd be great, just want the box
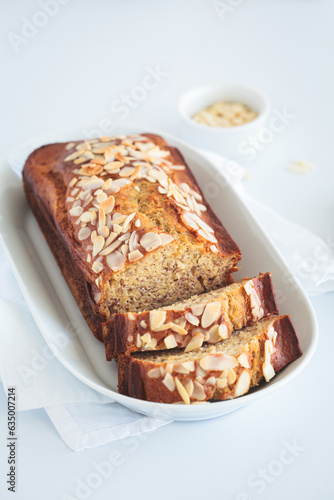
[0,125,318,420]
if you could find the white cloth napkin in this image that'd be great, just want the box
[0,150,333,451]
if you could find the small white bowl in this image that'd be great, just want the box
[178,83,270,160]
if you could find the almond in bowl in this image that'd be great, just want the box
[192,101,258,128]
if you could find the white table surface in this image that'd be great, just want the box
[1,1,333,499]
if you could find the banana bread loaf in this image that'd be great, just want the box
[103,272,278,359]
[118,315,302,404]
[23,133,241,341]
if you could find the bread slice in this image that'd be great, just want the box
[103,272,278,359]
[118,315,302,404]
[23,133,241,342]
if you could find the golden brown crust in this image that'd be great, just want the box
[22,133,241,341]
[103,273,278,359]
[118,315,302,403]
[23,176,104,341]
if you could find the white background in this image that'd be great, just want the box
[1,1,334,499]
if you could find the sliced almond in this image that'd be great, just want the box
[162,373,175,392]
[119,166,135,177]
[104,231,118,247]
[181,212,199,231]
[148,367,161,379]
[170,323,187,336]
[78,227,91,241]
[174,364,190,374]
[91,211,97,225]
[112,214,127,224]
[112,178,132,189]
[185,312,199,326]
[141,333,151,345]
[145,338,157,350]
[173,316,187,329]
[207,324,220,343]
[160,233,175,246]
[69,177,78,187]
[65,142,76,151]
[238,353,251,369]
[165,363,174,374]
[79,164,103,177]
[128,230,140,252]
[69,206,83,217]
[184,333,204,352]
[121,244,129,257]
[149,310,167,330]
[199,354,238,372]
[81,177,104,191]
[99,207,106,227]
[191,304,205,316]
[92,235,105,257]
[140,320,147,328]
[136,334,142,348]
[183,378,194,397]
[189,213,214,234]
[92,261,104,274]
[122,213,136,233]
[164,334,177,349]
[128,249,144,262]
[192,380,206,401]
[234,370,251,397]
[205,376,216,386]
[80,211,92,223]
[216,378,227,389]
[227,369,236,384]
[175,378,190,404]
[263,339,276,382]
[102,178,113,191]
[182,361,195,372]
[100,195,115,214]
[97,225,109,238]
[106,251,125,271]
[201,302,221,328]
[118,232,130,242]
[64,148,86,162]
[218,323,229,340]
[197,228,217,244]
[151,322,174,332]
[140,232,162,252]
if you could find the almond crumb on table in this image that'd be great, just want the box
[287,160,315,175]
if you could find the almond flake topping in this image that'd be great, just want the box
[164,334,178,349]
[175,378,190,404]
[234,370,251,397]
[140,232,162,252]
[92,235,105,257]
[150,310,166,330]
[199,354,238,372]
[65,134,217,278]
[201,302,221,328]
[185,312,199,326]
[184,333,204,352]
[162,373,175,392]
